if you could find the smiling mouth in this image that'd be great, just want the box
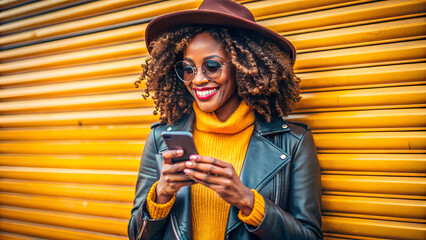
[194,87,219,100]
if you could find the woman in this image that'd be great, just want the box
[128,0,322,239]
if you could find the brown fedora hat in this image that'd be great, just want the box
[145,0,296,62]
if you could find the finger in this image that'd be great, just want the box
[174,180,196,188]
[162,161,187,174]
[162,172,193,182]
[162,150,184,162]
[183,168,224,185]
[189,155,229,168]
[163,180,195,193]
[186,174,221,189]
[185,161,232,177]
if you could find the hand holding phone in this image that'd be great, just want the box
[161,131,198,163]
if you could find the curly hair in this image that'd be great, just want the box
[135,25,300,124]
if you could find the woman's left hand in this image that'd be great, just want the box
[183,155,254,216]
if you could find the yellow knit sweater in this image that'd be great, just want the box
[146,101,265,239]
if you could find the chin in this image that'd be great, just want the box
[194,100,218,113]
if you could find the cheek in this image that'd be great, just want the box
[223,69,237,91]
[184,82,191,91]
[184,83,195,97]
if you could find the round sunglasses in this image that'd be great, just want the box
[174,59,231,82]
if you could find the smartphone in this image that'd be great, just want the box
[161,131,198,163]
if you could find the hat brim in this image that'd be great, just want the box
[145,10,296,62]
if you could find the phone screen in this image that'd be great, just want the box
[161,131,198,162]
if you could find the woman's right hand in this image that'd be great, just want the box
[156,149,194,204]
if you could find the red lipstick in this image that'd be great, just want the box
[193,87,219,100]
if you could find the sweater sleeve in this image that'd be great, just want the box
[238,189,265,226]
[146,181,176,219]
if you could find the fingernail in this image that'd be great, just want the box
[190,155,196,160]
[177,150,184,154]
[185,161,192,167]
[183,169,190,174]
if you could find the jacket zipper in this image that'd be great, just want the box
[275,172,280,205]
[171,213,181,240]
[137,218,147,240]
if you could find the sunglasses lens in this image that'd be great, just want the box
[202,60,222,80]
[175,61,194,82]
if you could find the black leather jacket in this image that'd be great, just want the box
[128,113,323,240]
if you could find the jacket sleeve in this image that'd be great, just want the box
[246,130,323,239]
[128,127,170,240]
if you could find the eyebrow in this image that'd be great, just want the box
[183,55,224,63]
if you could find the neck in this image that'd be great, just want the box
[214,97,242,122]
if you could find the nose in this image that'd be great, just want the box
[192,68,209,85]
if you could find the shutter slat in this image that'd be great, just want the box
[0,0,201,46]
[297,85,426,111]
[319,153,425,173]
[0,25,146,61]
[0,126,150,141]
[0,0,77,23]
[289,108,425,130]
[296,40,426,71]
[314,132,426,151]
[0,207,127,236]
[0,75,139,101]
[0,232,32,240]
[0,155,140,170]
[0,167,137,186]
[0,141,145,155]
[0,92,152,113]
[322,175,425,196]
[323,216,425,240]
[0,180,133,202]
[0,131,425,155]
[0,58,143,87]
[249,0,374,20]
[288,108,426,130]
[0,108,157,127]
[260,0,426,34]
[0,42,147,74]
[1,85,424,113]
[0,193,131,219]
[290,17,426,51]
[0,0,152,34]
[0,108,423,129]
[298,62,426,91]
[0,219,127,240]
[322,195,426,220]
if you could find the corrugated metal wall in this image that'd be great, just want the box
[0,0,425,239]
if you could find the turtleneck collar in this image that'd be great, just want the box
[193,101,255,134]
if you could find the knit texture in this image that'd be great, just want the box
[191,101,259,240]
[238,189,265,226]
[146,181,176,219]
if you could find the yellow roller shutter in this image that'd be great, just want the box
[0,0,424,239]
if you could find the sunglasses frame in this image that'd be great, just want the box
[174,59,231,82]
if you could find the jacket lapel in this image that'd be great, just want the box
[225,116,291,235]
[172,186,192,240]
[160,114,194,240]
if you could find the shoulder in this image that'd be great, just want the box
[254,115,311,140]
[150,121,163,129]
[286,121,311,140]
[147,122,167,150]
[148,113,193,140]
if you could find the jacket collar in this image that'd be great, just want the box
[254,113,291,135]
[164,112,290,135]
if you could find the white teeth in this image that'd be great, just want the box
[195,88,218,97]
